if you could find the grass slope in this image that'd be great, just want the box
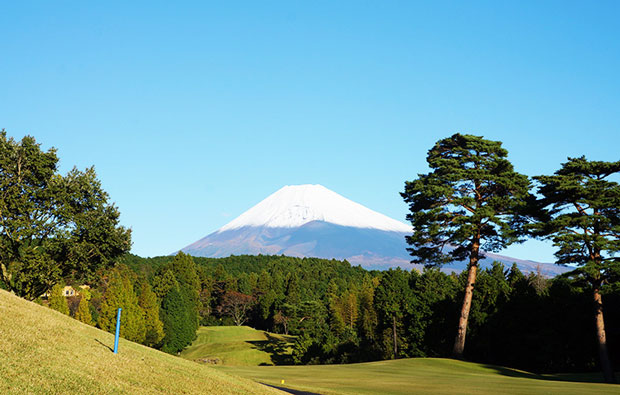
[0,290,280,394]
[218,358,619,395]
[181,326,295,366]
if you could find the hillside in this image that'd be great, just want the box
[0,290,280,394]
[181,326,295,366]
[218,358,619,395]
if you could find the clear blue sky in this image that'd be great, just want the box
[1,1,619,262]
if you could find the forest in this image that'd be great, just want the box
[42,252,620,375]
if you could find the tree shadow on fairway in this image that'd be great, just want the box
[481,364,612,384]
[247,332,294,365]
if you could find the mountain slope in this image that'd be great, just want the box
[0,290,280,394]
[181,185,568,276]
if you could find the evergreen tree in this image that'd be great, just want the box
[138,279,165,347]
[99,265,146,344]
[401,133,530,358]
[74,294,93,325]
[533,156,620,383]
[160,277,192,353]
[48,283,69,315]
[285,272,301,305]
[152,269,178,299]
[164,252,200,339]
[374,269,414,359]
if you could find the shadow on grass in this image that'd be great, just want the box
[261,383,321,395]
[481,364,613,384]
[95,338,114,352]
[247,332,294,365]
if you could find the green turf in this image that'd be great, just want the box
[181,326,295,366]
[0,290,280,394]
[217,358,619,395]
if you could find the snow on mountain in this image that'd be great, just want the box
[179,184,569,276]
[218,184,412,233]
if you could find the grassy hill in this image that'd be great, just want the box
[0,290,280,394]
[181,326,295,366]
[2,290,618,395]
[218,358,619,395]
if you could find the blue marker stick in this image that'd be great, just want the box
[113,307,122,354]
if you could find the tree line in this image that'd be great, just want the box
[114,253,619,374]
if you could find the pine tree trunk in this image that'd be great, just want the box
[593,286,616,383]
[393,315,398,358]
[453,240,480,359]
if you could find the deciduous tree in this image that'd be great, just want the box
[220,291,255,326]
[0,131,131,299]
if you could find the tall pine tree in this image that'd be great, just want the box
[534,156,620,383]
[401,134,530,358]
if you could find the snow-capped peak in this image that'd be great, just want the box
[218,184,412,233]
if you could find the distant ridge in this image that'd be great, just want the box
[180,184,569,276]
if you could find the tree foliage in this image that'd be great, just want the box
[138,278,164,347]
[0,131,131,299]
[401,133,530,357]
[74,294,93,325]
[99,265,146,344]
[48,283,69,315]
[219,291,255,326]
[533,156,620,383]
[155,253,201,353]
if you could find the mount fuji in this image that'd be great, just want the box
[180,184,569,276]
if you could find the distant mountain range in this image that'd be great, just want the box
[180,184,569,276]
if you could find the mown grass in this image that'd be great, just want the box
[181,326,295,366]
[217,357,619,395]
[0,290,280,394]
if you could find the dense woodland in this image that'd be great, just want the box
[39,253,620,374]
[1,131,619,382]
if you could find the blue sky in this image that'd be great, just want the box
[1,1,619,262]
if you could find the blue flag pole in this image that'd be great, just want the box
[113,307,122,354]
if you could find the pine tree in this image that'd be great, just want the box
[534,156,620,383]
[401,133,530,358]
[48,283,69,315]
